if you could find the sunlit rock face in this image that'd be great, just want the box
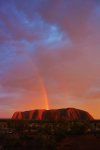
[12,108,94,121]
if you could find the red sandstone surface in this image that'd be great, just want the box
[12,108,94,121]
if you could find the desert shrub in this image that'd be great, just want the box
[70,122,88,134]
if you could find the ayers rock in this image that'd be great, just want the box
[12,108,94,121]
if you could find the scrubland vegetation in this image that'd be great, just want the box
[0,120,100,150]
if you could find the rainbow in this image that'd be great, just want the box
[38,76,49,110]
[28,55,49,110]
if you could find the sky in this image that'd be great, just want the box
[0,0,100,118]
